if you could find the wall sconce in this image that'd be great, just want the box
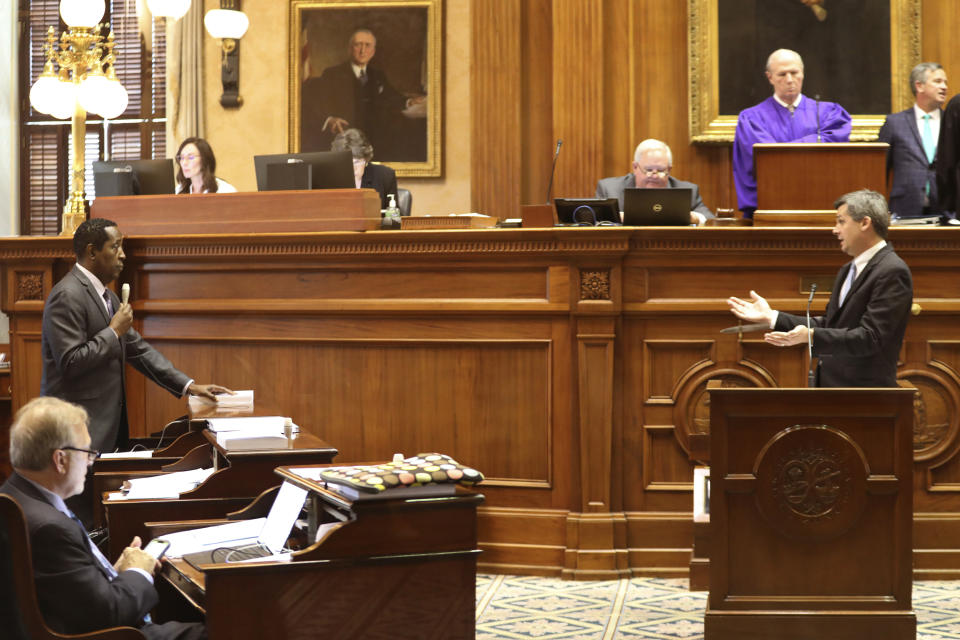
[204,0,249,108]
[29,0,129,235]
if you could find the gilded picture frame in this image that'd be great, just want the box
[288,0,442,177]
[688,0,921,143]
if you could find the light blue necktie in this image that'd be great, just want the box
[922,113,936,164]
[838,264,856,306]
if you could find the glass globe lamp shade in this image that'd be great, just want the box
[204,9,249,40]
[78,72,111,116]
[48,80,77,120]
[98,79,129,120]
[29,74,61,115]
[59,0,106,28]
[146,0,191,20]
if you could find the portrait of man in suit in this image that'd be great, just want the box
[298,5,435,166]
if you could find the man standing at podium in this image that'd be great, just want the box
[732,49,852,218]
[41,218,231,526]
[879,62,949,219]
[727,190,912,387]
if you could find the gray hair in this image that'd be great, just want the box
[633,139,673,166]
[834,189,891,239]
[349,28,376,46]
[909,62,944,96]
[9,397,89,471]
[766,48,804,72]
[331,128,374,163]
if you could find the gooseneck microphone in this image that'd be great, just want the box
[806,283,817,387]
[814,94,822,142]
[545,139,563,203]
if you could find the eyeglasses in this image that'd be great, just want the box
[638,167,669,177]
[176,153,199,163]
[60,446,100,462]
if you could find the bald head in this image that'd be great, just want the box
[765,49,804,104]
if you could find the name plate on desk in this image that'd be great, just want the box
[90,189,381,235]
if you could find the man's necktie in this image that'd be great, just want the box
[103,290,114,316]
[922,113,937,164]
[359,68,367,86]
[838,264,856,306]
[67,509,118,579]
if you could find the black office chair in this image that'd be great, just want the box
[397,187,412,217]
[0,494,145,640]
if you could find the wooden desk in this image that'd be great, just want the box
[5,227,960,579]
[104,431,337,558]
[155,466,482,639]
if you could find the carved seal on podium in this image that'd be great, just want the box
[754,424,868,542]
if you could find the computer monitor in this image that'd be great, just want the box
[553,198,622,226]
[92,159,176,197]
[253,151,354,191]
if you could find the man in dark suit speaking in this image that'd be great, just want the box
[41,218,230,523]
[727,190,912,387]
[1,396,206,639]
[878,62,949,219]
[595,139,713,226]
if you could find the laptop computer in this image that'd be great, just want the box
[172,481,308,568]
[622,188,692,226]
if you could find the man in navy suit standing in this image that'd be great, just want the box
[727,190,912,388]
[878,62,949,219]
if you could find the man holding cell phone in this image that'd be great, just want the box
[0,396,206,640]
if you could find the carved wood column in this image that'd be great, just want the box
[470,0,523,219]
[564,262,627,579]
[551,0,605,199]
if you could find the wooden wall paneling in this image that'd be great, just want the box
[921,0,960,82]
[520,0,556,207]
[601,0,634,182]
[471,0,523,220]
[551,0,605,199]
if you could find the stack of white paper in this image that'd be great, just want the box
[206,416,294,451]
[100,450,154,459]
[121,467,215,499]
[206,416,287,433]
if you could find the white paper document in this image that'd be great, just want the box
[121,467,215,500]
[100,450,153,459]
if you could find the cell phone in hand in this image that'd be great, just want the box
[143,538,171,559]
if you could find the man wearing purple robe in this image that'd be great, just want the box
[733,49,852,217]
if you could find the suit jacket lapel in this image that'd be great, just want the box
[842,245,888,307]
[9,473,115,581]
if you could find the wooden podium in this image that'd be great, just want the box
[705,387,915,640]
[753,143,888,226]
[90,189,382,234]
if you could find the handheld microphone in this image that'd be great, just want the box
[121,283,130,305]
[806,283,817,387]
[545,139,563,204]
[814,94,821,142]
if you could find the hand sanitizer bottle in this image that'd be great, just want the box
[385,193,401,229]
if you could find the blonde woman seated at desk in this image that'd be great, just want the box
[176,137,237,194]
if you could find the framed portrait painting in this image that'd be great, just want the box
[288,0,442,177]
[688,0,921,143]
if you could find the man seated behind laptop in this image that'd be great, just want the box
[596,138,714,226]
[0,396,206,640]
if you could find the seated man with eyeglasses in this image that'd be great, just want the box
[0,396,207,639]
[595,138,714,225]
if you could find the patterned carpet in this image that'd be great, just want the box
[475,575,960,639]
